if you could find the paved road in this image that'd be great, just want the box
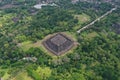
[77,7,117,33]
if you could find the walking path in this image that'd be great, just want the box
[77,7,117,33]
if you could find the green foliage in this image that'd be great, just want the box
[36,67,52,80]
[0,0,120,80]
[0,71,5,77]
[27,67,41,80]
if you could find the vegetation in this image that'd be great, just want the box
[0,0,120,80]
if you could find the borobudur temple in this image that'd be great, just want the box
[43,33,74,56]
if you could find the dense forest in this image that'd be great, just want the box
[0,0,120,80]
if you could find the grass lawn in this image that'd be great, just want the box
[12,71,33,80]
[63,31,77,41]
[82,31,99,40]
[0,23,2,28]
[74,13,91,30]
[2,72,10,80]
[0,68,10,80]
[18,40,42,51]
[18,39,57,57]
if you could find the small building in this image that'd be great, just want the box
[43,33,74,56]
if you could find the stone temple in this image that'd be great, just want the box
[43,33,74,56]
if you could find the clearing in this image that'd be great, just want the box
[74,13,90,30]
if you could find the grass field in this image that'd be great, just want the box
[82,31,99,40]
[64,31,77,41]
[74,13,90,30]
[18,40,42,51]
[0,68,10,80]
[11,71,33,80]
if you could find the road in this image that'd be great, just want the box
[77,7,117,33]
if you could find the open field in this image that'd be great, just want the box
[0,68,10,80]
[11,71,33,80]
[18,40,42,51]
[74,13,90,30]
[82,31,99,40]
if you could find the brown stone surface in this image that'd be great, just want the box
[51,34,67,46]
[43,33,74,56]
